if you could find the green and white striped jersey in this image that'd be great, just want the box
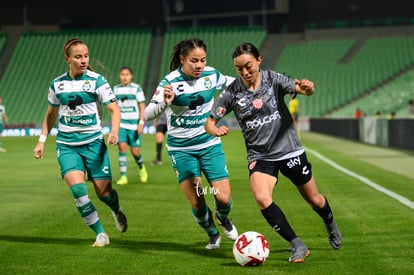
[146,66,234,151]
[48,70,116,146]
[113,82,145,130]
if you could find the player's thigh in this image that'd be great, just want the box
[126,129,142,147]
[56,143,85,178]
[168,150,201,183]
[118,127,129,144]
[199,143,229,183]
[83,139,112,180]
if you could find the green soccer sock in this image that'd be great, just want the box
[133,154,144,168]
[99,189,120,212]
[192,206,218,236]
[70,183,105,235]
[118,152,127,176]
[214,198,233,222]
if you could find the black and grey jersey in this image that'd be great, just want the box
[210,70,304,161]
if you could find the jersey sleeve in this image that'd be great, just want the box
[273,72,296,98]
[96,75,116,105]
[48,83,60,107]
[135,84,146,103]
[210,89,233,121]
[144,80,168,120]
[216,71,235,90]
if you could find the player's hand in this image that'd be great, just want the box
[164,84,174,105]
[33,144,44,159]
[107,132,118,145]
[137,123,144,134]
[298,79,314,95]
[213,125,230,137]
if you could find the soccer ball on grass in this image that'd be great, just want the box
[233,231,270,266]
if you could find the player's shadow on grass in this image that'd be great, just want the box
[0,234,229,258]
[116,239,230,258]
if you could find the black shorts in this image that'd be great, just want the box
[156,123,167,134]
[248,152,312,186]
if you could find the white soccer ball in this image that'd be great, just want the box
[233,231,270,266]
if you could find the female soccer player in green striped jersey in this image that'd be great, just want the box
[33,38,128,247]
[145,38,238,249]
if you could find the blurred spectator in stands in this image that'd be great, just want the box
[354,108,363,119]
[387,111,396,119]
[0,96,8,152]
[408,100,414,118]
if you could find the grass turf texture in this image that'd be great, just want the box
[1,131,414,274]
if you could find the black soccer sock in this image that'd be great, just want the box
[156,143,162,161]
[261,202,297,242]
[313,196,334,225]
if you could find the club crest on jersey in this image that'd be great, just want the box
[204,77,212,89]
[252,97,263,109]
[215,107,226,118]
[82,80,91,91]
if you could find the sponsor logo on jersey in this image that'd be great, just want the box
[58,83,64,91]
[173,116,207,127]
[237,98,247,107]
[245,110,281,129]
[64,116,93,125]
[287,156,301,168]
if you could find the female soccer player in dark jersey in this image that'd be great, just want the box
[33,38,127,247]
[205,42,342,263]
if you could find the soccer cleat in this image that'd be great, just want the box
[138,164,148,183]
[112,208,128,233]
[116,176,128,185]
[288,245,310,263]
[215,214,238,241]
[92,232,110,247]
[150,160,163,165]
[325,219,342,249]
[205,233,221,250]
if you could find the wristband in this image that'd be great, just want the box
[139,120,145,125]
[38,134,47,143]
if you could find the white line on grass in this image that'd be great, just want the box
[305,147,414,210]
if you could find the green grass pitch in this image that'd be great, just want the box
[1,131,414,274]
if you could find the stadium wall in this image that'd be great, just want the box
[310,118,414,152]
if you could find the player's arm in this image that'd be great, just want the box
[205,116,230,137]
[144,84,173,120]
[33,105,58,159]
[295,79,314,96]
[106,100,120,145]
[137,101,146,134]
